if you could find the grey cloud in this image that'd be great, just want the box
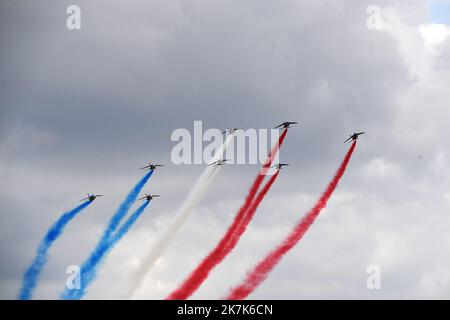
[1,0,450,299]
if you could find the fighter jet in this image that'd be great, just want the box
[81,193,103,202]
[222,127,243,135]
[271,163,289,170]
[209,159,229,166]
[138,194,160,201]
[344,132,365,143]
[274,121,298,129]
[140,162,164,170]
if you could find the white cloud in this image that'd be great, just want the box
[419,23,450,48]
[363,158,402,179]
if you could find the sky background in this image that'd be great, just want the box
[1,0,450,299]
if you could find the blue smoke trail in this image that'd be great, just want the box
[99,170,153,245]
[61,171,153,299]
[18,201,92,300]
[62,200,151,300]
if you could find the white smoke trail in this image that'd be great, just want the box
[127,133,235,298]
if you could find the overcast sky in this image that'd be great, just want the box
[1,0,450,299]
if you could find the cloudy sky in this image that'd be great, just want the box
[1,0,450,299]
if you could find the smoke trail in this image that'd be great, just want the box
[167,171,280,300]
[206,128,288,260]
[61,200,151,300]
[166,129,287,300]
[18,201,91,300]
[61,170,153,300]
[225,141,357,300]
[128,133,235,299]
[100,170,153,245]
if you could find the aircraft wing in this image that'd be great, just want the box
[274,123,284,129]
[344,137,352,143]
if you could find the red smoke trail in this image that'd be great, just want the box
[225,141,357,300]
[168,171,280,300]
[222,171,279,255]
[166,129,287,300]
